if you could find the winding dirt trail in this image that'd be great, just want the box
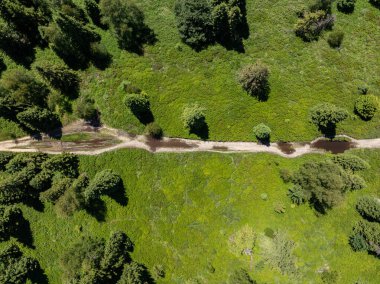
[0,121,380,157]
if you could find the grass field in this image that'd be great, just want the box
[1,149,379,283]
[1,0,379,142]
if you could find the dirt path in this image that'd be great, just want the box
[0,122,379,157]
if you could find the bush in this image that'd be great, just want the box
[124,92,150,115]
[348,174,366,191]
[174,0,214,50]
[75,95,98,122]
[0,57,6,74]
[309,0,334,13]
[354,95,378,121]
[118,262,147,284]
[331,154,369,172]
[287,185,306,205]
[0,152,14,171]
[229,268,255,284]
[349,220,380,256]
[279,169,293,183]
[238,63,270,100]
[6,153,48,174]
[295,11,335,41]
[100,0,155,54]
[309,103,348,133]
[29,170,53,191]
[84,169,122,201]
[328,31,344,48]
[356,196,380,222]
[145,122,163,139]
[36,64,80,98]
[337,0,356,13]
[182,104,206,131]
[40,176,72,204]
[253,123,271,142]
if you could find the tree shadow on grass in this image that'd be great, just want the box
[24,196,45,212]
[318,125,337,139]
[132,109,154,125]
[107,180,128,206]
[85,198,107,222]
[29,264,49,284]
[16,218,35,248]
[189,122,209,140]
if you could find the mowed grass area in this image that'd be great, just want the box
[0,0,379,142]
[80,0,380,141]
[1,149,379,283]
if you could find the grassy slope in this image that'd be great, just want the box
[0,0,379,142]
[1,149,379,283]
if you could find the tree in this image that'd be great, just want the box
[100,0,156,54]
[337,0,356,13]
[36,64,80,98]
[84,169,122,202]
[40,176,73,204]
[174,0,214,50]
[0,152,14,171]
[118,262,147,284]
[356,196,380,222]
[369,0,380,9]
[85,0,104,27]
[182,104,206,131]
[212,3,230,44]
[309,0,334,13]
[16,106,61,134]
[309,103,348,135]
[331,154,369,173]
[238,63,270,101]
[354,95,378,121]
[295,11,335,42]
[41,153,79,178]
[253,123,271,142]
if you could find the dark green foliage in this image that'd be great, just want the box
[40,176,72,204]
[212,3,230,44]
[0,206,24,241]
[0,244,42,284]
[55,173,89,216]
[0,57,6,74]
[229,268,255,284]
[55,0,89,24]
[75,95,98,122]
[90,42,113,70]
[29,170,54,192]
[100,0,156,54]
[6,153,48,174]
[356,196,380,222]
[309,103,348,135]
[238,63,270,101]
[36,64,80,98]
[348,174,366,191]
[84,169,122,201]
[118,262,147,284]
[337,0,356,13]
[85,0,104,27]
[182,104,206,131]
[349,220,380,256]
[125,92,150,115]
[331,154,369,172]
[309,0,334,13]
[295,11,335,42]
[41,153,79,178]
[145,122,163,139]
[369,0,380,9]
[0,152,14,171]
[16,106,62,134]
[287,185,306,205]
[292,160,353,211]
[1,70,50,109]
[253,123,271,142]
[174,0,214,50]
[328,31,344,48]
[354,95,378,121]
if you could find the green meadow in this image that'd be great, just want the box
[1,149,379,283]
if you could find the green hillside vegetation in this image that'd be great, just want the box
[0,149,379,283]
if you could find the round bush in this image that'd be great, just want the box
[327,31,344,48]
[337,0,356,13]
[239,63,270,100]
[124,92,150,114]
[356,196,380,222]
[145,122,163,139]
[253,123,271,142]
[354,95,378,121]
[182,104,206,130]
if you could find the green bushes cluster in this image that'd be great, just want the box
[61,231,150,283]
[354,95,378,121]
[356,196,380,222]
[331,154,369,172]
[337,0,356,13]
[349,220,380,255]
[295,10,334,41]
[239,63,270,101]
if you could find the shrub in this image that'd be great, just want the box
[41,153,79,178]
[309,103,348,133]
[238,63,270,100]
[75,95,98,122]
[145,122,163,139]
[36,64,80,98]
[40,176,73,204]
[279,169,293,183]
[349,220,380,256]
[125,92,150,115]
[328,31,344,48]
[337,0,356,13]
[331,154,369,172]
[118,262,147,284]
[229,268,255,284]
[84,169,122,201]
[100,0,155,54]
[356,196,380,222]
[29,170,53,192]
[354,95,378,121]
[295,11,335,41]
[182,104,206,131]
[0,152,14,171]
[348,174,366,191]
[287,185,306,205]
[174,0,214,50]
[309,0,334,13]
[118,80,141,94]
[253,123,271,142]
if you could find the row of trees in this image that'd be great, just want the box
[174,0,248,51]
[282,154,368,213]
